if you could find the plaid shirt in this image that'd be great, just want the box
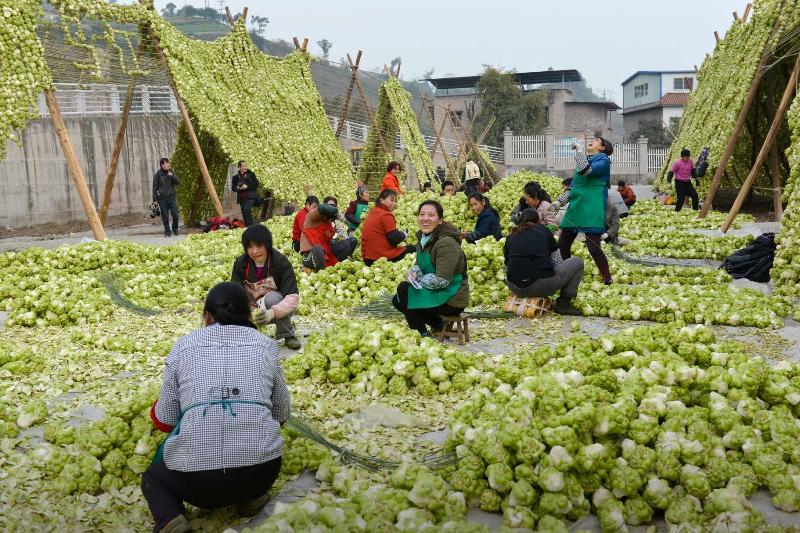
[155,323,291,472]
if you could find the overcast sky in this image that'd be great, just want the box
[152,0,744,102]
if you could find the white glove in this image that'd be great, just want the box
[253,308,274,326]
[601,232,609,241]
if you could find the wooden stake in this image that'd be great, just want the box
[733,11,739,20]
[241,7,248,23]
[699,7,786,217]
[420,93,450,168]
[350,54,388,154]
[742,3,752,22]
[764,69,784,220]
[301,38,308,52]
[714,31,721,43]
[45,89,106,241]
[225,6,235,26]
[721,53,799,232]
[334,50,361,138]
[100,42,144,224]
[149,28,224,217]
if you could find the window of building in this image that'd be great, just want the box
[673,77,694,90]
[634,83,649,98]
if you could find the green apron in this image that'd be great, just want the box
[152,399,267,464]
[348,203,369,230]
[561,170,608,233]
[407,251,462,310]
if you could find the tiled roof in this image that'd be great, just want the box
[659,92,690,106]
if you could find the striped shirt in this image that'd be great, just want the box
[155,323,291,472]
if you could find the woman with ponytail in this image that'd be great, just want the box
[143,282,290,533]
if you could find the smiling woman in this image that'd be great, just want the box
[391,200,469,335]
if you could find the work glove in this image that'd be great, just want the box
[601,232,609,241]
[252,308,274,326]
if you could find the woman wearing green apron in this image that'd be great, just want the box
[142,282,290,533]
[392,200,470,335]
[344,185,371,230]
[558,137,614,285]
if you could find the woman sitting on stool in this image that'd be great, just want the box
[392,200,469,335]
[505,209,583,315]
[143,282,290,533]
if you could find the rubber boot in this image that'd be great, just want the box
[236,492,271,517]
[554,297,582,316]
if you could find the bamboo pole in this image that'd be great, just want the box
[721,53,800,232]
[742,3,752,22]
[699,2,785,217]
[334,50,361,138]
[420,93,450,168]
[765,70,784,220]
[350,54,388,154]
[45,89,106,241]
[100,42,144,224]
[148,28,224,217]
[225,6,235,26]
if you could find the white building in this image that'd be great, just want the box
[620,70,697,142]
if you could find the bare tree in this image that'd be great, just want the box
[317,39,333,60]
[251,15,269,37]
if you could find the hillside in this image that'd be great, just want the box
[165,16,434,135]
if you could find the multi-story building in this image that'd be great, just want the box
[425,70,620,146]
[621,70,697,141]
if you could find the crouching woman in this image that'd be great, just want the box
[392,200,470,335]
[142,282,290,532]
[231,224,301,350]
[505,209,584,315]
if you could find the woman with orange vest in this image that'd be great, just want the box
[361,189,415,266]
[380,161,405,194]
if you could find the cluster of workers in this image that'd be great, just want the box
[141,138,646,533]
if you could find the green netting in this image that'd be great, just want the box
[150,19,354,217]
[358,78,435,192]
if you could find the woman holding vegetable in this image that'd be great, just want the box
[231,224,302,350]
[143,282,290,533]
[392,200,469,335]
[464,192,502,243]
[344,185,371,230]
[558,138,614,285]
[361,189,415,266]
[505,209,583,315]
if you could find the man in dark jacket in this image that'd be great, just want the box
[231,224,301,349]
[152,158,180,237]
[231,160,259,226]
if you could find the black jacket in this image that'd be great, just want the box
[465,208,502,243]
[152,169,179,202]
[504,225,557,287]
[231,249,298,296]
[231,171,259,204]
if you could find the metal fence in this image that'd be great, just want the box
[511,135,546,160]
[648,148,669,173]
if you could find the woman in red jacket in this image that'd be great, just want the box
[361,189,415,266]
[380,161,405,195]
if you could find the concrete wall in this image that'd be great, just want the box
[623,107,663,141]
[564,103,611,138]
[0,116,187,228]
